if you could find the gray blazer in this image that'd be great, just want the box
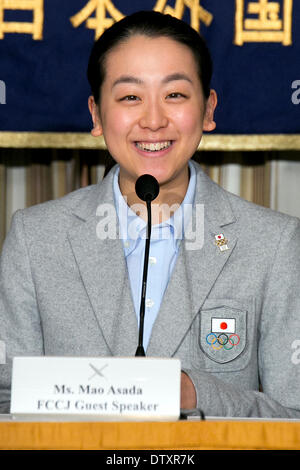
[0,161,300,417]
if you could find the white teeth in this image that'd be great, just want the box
[136,141,172,152]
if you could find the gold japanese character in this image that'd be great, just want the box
[154,0,213,31]
[0,0,44,40]
[235,0,293,45]
[70,0,124,39]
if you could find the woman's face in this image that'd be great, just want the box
[89,35,217,193]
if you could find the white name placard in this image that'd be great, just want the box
[11,357,181,421]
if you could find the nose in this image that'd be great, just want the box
[139,99,168,131]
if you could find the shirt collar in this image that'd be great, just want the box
[113,161,197,257]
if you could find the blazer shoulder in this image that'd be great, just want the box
[226,188,299,228]
[218,188,300,252]
[13,183,102,245]
[23,183,96,216]
[193,160,300,234]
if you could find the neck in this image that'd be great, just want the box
[119,165,190,224]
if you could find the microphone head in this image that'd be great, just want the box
[135,174,160,202]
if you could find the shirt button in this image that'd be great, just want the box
[124,241,130,248]
[146,299,154,308]
[149,256,157,265]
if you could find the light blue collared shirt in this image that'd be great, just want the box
[113,161,196,351]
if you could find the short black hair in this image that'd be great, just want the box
[87,10,213,104]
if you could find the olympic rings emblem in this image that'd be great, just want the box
[206,333,240,350]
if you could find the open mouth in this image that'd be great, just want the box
[135,141,173,152]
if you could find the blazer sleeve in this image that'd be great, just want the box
[184,216,300,418]
[0,210,44,413]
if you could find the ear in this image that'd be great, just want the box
[203,89,217,132]
[88,95,103,137]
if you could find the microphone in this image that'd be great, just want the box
[135,174,159,203]
[134,174,159,357]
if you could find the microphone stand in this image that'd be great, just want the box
[135,199,152,357]
[133,174,205,419]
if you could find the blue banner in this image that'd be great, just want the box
[0,0,299,134]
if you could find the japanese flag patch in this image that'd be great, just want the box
[211,318,236,334]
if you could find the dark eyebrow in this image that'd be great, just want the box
[162,73,193,85]
[112,76,144,88]
[112,73,193,89]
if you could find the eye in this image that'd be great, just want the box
[119,95,140,102]
[166,92,188,100]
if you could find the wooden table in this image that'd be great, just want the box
[0,418,300,450]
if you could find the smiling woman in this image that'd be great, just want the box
[88,34,216,210]
[87,11,217,210]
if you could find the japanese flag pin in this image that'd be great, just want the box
[215,233,229,252]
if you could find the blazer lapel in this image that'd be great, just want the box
[67,169,139,357]
[147,164,240,357]
[185,168,240,318]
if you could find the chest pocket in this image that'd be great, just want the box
[196,298,256,372]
